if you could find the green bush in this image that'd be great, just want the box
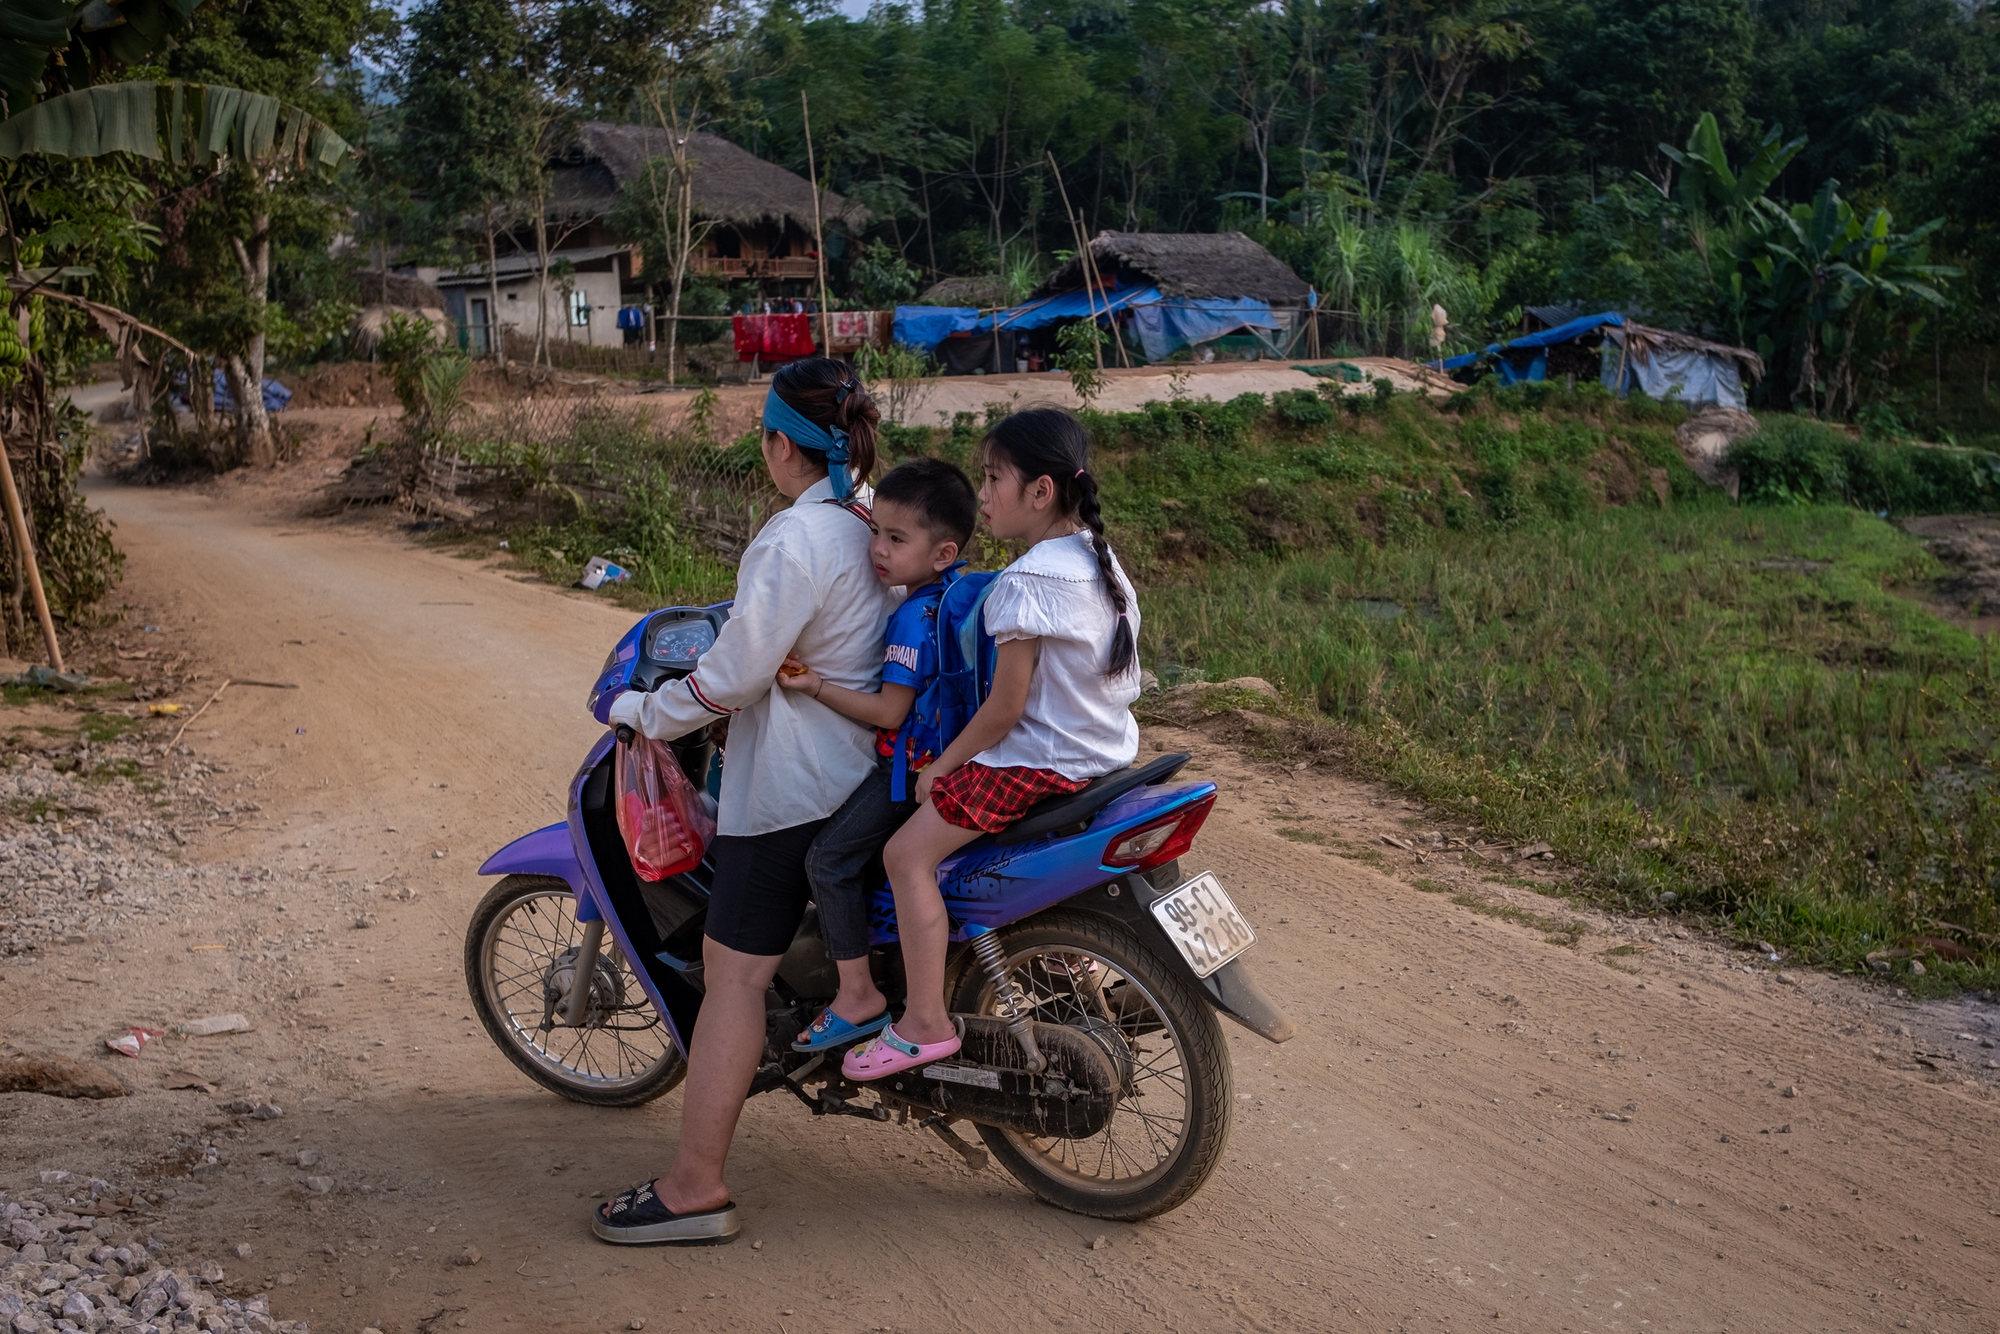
[1730,417,2000,514]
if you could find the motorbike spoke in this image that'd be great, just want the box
[979,942,1200,1189]
[482,890,673,1089]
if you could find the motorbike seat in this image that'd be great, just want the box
[991,752,1192,846]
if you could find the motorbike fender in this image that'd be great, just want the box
[1066,873,1296,1044]
[477,823,601,923]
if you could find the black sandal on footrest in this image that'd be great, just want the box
[592,1180,740,1246]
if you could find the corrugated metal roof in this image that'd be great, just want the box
[434,244,630,288]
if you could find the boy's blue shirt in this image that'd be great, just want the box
[874,567,959,766]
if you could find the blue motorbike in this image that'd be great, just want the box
[465,602,1295,1220]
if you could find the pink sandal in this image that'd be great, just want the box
[841,1019,962,1081]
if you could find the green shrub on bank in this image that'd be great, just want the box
[1730,415,2000,513]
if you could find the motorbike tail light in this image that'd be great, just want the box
[1102,793,1215,871]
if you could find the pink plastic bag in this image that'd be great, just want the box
[614,733,715,881]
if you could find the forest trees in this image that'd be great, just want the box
[147,0,386,465]
[400,0,540,361]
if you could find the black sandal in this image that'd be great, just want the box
[592,1180,741,1246]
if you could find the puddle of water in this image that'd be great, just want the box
[1350,598,1407,620]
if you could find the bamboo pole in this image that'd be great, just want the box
[1048,157,1112,376]
[1045,153,1105,372]
[801,91,833,358]
[0,437,61,671]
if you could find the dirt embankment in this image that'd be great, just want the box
[1901,513,2000,636]
[0,480,1995,1334]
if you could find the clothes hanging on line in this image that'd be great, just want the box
[733,313,817,361]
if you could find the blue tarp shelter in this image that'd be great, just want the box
[893,305,981,350]
[1126,296,1283,361]
[894,231,1310,364]
[1434,311,1624,384]
[1433,310,1760,408]
[894,286,1285,362]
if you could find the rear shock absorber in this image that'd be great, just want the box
[969,929,1046,1073]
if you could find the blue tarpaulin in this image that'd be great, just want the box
[896,286,1288,361]
[893,305,981,351]
[978,285,1163,332]
[175,368,291,414]
[1128,296,1282,362]
[1434,311,1624,374]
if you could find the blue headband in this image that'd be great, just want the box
[763,384,853,500]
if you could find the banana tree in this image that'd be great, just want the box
[1744,182,1955,417]
[0,73,349,665]
[0,80,350,466]
[1658,113,1804,220]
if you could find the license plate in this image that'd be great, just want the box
[1149,871,1256,978]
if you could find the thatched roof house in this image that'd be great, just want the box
[416,123,870,354]
[916,275,1012,308]
[555,122,868,234]
[1033,231,1309,304]
[354,269,447,309]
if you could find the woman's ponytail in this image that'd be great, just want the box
[982,407,1135,679]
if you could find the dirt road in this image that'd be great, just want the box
[4,478,1998,1334]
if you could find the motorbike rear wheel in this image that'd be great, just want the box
[950,909,1231,1221]
[466,874,686,1107]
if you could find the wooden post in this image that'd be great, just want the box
[801,91,833,358]
[0,438,62,671]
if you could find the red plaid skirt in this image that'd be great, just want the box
[928,762,1086,833]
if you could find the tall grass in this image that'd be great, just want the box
[1138,503,2000,986]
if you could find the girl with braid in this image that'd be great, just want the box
[844,407,1142,1080]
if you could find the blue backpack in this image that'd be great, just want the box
[892,570,999,802]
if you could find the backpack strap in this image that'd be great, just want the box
[819,496,874,526]
[958,579,1000,698]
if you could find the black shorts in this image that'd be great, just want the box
[701,818,831,957]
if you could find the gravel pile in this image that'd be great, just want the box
[1,1185,306,1334]
[0,749,239,960]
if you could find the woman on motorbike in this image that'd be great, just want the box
[592,356,894,1245]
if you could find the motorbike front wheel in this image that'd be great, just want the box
[465,874,686,1107]
[950,909,1232,1221]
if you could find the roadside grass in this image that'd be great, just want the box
[1451,892,1587,947]
[79,711,145,743]
[1137,499,2000,991]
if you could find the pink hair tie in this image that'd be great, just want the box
[1074,468,1085,478]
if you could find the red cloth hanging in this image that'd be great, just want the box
[732,313,818,361]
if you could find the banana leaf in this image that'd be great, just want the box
[0,80,351,169]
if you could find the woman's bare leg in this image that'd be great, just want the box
[881,804,982,1044]
[649,937,782,1213]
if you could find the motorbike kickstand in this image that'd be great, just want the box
[919,1115,991,1172]
[785,1071,890,1122]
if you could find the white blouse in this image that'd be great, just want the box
[973,531,1141,780]
[610,476,897,836]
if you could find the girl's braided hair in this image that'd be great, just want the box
[982,407,1136,678]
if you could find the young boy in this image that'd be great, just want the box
[775,457,980,1050]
